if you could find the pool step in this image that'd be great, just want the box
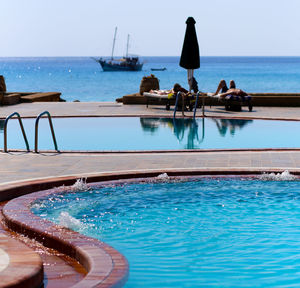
[0,232,43,288]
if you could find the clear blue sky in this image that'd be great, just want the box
[1,0,300,57]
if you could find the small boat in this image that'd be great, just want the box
[151,68,167,71]
[94,27,143,72]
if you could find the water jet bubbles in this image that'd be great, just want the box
[259,170,296,181]
[58,211,85,231]
[68,69,72,73]
[69,178,90,192]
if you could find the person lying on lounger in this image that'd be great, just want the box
[148,89,172,95]
[149,83,189,96]
[214,79,236,94]
[213,79,248,98]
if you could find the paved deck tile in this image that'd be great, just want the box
[1,150,300,186]
[1,102,300,120]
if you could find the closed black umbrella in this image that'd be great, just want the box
[180,17,200,92]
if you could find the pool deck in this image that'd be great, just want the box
[2,101,300,120]
[1,102,300,185]
[2,102,300,288]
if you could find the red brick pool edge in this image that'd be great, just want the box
[0,233,43,288]
[0,175,130,288]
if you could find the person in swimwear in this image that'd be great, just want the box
[149,83,188,95]
[172,83,192,115]
[213,79,248,98]
[172,83,189,94]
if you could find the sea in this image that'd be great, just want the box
[0,56,300,102]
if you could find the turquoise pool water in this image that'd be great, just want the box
[1,117,300,151]
[33,176,300,287]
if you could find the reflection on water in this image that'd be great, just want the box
[140,118,204,149]
[0,120,4,131]
[140,118,253,148]
[213,118,253,136]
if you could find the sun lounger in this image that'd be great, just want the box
[143,92,172,110]
[144,91,197,111]
[206,93,253,111]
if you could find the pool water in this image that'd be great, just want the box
[33,176,300,287]
[1,117,300,151]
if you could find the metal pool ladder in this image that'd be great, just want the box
[35,111,59,153]
[173,91,205,119]
[4,112,30,152]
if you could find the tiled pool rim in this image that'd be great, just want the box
[1,169,300,288]
[0,233,43,288]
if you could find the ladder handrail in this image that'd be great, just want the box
[4,112,30,152]
[35,111,59,153]
[173,92,181,118]
[193,91,205,119]
[174,91,205,119]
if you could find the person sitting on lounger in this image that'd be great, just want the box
[172,83,189,94]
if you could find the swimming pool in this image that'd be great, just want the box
[33,175,300,287]
[1,117,300,151]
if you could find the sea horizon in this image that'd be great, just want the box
[2,55,300,58]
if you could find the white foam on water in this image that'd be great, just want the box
[59,211,86,231]
[259,170,296,181]
[30,202,46,210]
[69,178,90,192]
[157,173,170,180]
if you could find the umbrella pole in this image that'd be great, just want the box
[187,69,194,92]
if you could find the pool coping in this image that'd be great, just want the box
[4,147,300,155]
[0,233,43,288]
[2,113,300,121]
[1,169,300,287]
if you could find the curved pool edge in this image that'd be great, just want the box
[4,147,300,154]
[0,175,133,288]
[1,168,300,288]
[2,191,129,288]
[0,233,43,288]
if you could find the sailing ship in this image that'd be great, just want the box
[95,27,143,71]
